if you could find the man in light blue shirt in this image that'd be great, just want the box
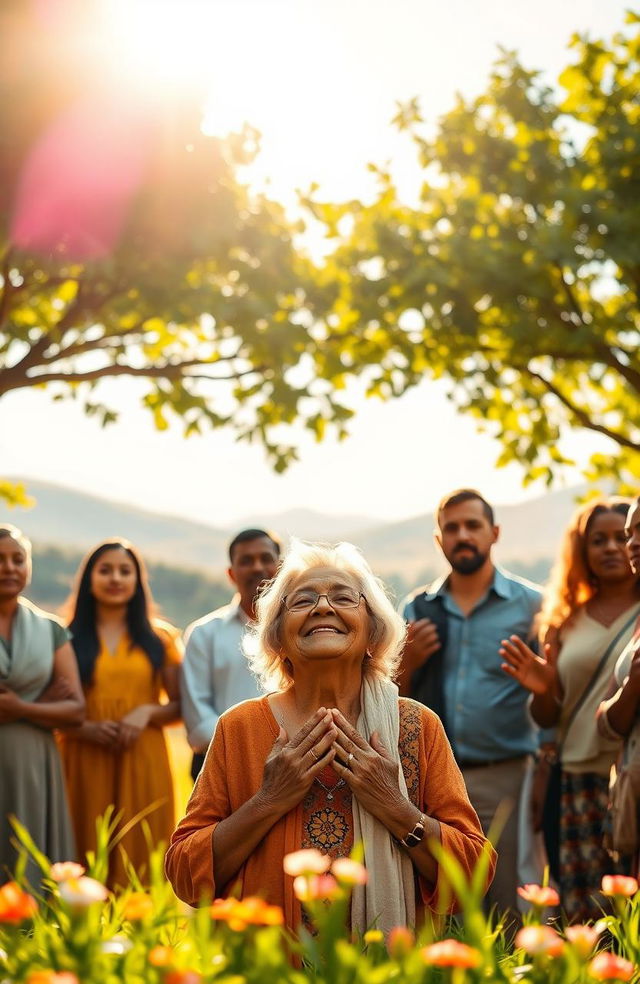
[181,528,281,780]
[400,489,542,925]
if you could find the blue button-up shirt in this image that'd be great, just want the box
[403,567,542,763]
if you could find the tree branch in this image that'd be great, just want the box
[527,370,639,451]
[1,360,266,394]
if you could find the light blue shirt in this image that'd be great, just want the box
[403,567,542,763]
[181,597,263,752]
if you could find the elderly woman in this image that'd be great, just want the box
[166,541,493,934]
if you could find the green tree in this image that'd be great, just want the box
[0,1,351,505]
[307,14,640,487]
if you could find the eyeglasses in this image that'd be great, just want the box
[282,588,365,613]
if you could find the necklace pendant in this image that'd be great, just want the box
[327,791,334,801]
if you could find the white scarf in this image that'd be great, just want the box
[350,675,417,936]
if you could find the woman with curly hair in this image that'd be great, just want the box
[500,499,640,921]
[59,540,182,888]
[166,540,493,935]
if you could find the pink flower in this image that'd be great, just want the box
[421,940,482,968]
[517,883,560,907]
[565,924,601,958]
[588,952,635,981]
[283,849,331,876]
[293,874,340,902]
[331,858,368,885]
[49,862,86,882]
[601,875,638,898]
[515,925,564,957]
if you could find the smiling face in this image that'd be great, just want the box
[89,546,138,607]
[585,509,632,585]
[280,566,371,672]
[0,534,30,600]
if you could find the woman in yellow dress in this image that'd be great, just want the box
[60,539,182,887]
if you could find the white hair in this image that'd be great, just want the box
[247,539,407,692]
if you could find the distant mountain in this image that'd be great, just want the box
[4,478,230,573]
[4,476,589,587]
[235,508,385,541]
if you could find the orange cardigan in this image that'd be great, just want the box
[165,696,494,928]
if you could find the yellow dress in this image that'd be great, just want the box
[61,621,182,887]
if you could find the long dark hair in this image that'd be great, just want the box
[66,540,165,685]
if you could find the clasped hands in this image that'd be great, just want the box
[82,704,154,750]
[260,706,404,822]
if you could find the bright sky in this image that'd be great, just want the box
[2,0,631,527]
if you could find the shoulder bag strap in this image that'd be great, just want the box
[560,605,640,755]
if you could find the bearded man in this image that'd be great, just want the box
[400,489,542,927]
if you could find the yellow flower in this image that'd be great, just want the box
[363,929,384,944]
[283,848,331,876]
[421,940,481,968]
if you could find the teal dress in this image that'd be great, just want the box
[0,598,76,885]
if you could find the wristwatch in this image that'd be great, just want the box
[400,813,427,849]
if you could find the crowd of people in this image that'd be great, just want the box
[1,487,640,936]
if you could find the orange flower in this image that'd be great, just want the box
[388,926,415,958]
[515,925,564,957]
[517,884,560,907]
[0,882,38,924]
[421,940,482,969]
[588,952,635,981]
[122,892,154,921]
[293,874,340,902]
[231,897,284,927]
[148,946,174,967]
[565,924,601,958]
[49,863,85,883]
[601,875,638,898]
[331,858,368,885]
[210,896,283,931]
[283,849,331,876]
[26,973,79,984]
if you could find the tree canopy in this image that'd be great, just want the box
[308,13,640,488]
[2,6,639,507]
[0,0,351,498]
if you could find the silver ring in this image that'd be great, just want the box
[347,752,354,767]
[311,748,319,762]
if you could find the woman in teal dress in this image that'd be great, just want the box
[0,525,85,885]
